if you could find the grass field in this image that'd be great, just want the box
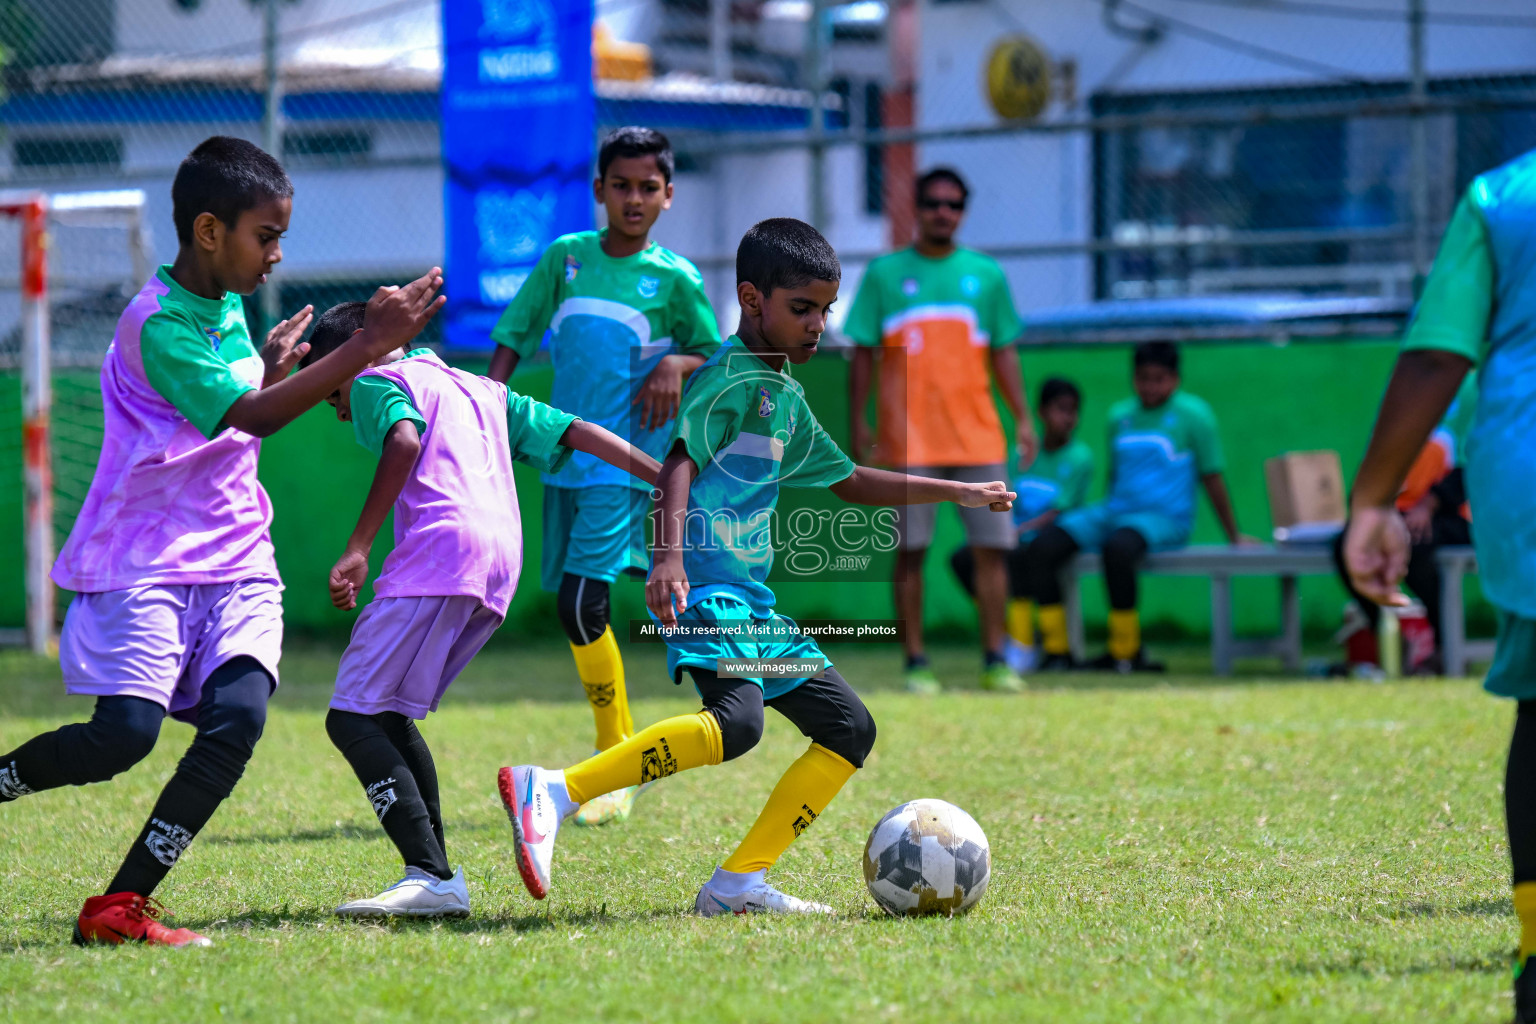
[0,639,1517,1022]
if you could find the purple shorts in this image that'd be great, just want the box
[331,596,503,719]
[60,579,284,722]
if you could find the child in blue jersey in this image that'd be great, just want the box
[498,219,1014,917]
[1022,341,1249,672]
[950,377,1093,669]
[1342,148,1536,1020]
[486,126,721,826]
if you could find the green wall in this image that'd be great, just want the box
[0,338,1495,642]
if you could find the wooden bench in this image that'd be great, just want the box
[1061,544,1492,676]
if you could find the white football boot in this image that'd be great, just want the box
[693,879,836,918]
[334,867,470,918]
[498,765,563,899]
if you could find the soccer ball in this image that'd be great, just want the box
[862,799,991,917]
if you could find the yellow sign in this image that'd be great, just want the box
[985,35,1052,121]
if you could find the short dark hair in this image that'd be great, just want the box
[736,218,841,295]
[916,166,969,205]
[1039,376,1081,409]
[299,301,367,369]
[598,126,674,183]
[1133,340,1180,373]
[171,136,293,246]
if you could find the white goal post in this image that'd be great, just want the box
[3,189,151,655]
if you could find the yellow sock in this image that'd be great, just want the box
[1517,882,1536,961]
[1108,609,1141,661]
[570,626,632,751]
[563,711,722,806]
[721,743,857,874]
[1006,599,1035,648]
[1039,604,1069,656]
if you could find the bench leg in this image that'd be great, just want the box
[1064,571,1084,660]
[1211,574,1234,677]
[1280,574,1302,673]
[1441,565,1467,678]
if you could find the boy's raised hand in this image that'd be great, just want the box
[956,480,1016,512]
[362,268,446,358]
[260,304,314,387]
[329,548,369,611]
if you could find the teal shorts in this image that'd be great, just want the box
[1484,611,1536,699]
[541,484,649,592]
[657,593,832,700]
[1058,504,1190,553]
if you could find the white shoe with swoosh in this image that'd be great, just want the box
[498,765,562,899]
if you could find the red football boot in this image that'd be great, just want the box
[73,893,212,948]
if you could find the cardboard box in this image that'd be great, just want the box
[1265,450,1345,531]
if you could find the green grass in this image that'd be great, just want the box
[0,640,1516,1022]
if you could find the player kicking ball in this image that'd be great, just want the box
[0,137,444,947]
[302,303,659,919]
[499,218,1014,915]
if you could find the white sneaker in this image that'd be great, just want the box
[334,867,470,918]
[498,765,562,900]
[694,879,836,918]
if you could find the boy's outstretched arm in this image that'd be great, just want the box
[830,465,1014,511]
[560,419,662,486]
[1344,348,1473,605]
[1200,472,1252,545]
[645,447,697,626]
[225,270,446,438]
[330,420,422,610]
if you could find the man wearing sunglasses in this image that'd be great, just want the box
[844,166,1035,694]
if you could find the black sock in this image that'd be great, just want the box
[107,659,271,896]
[983,650,1005,668]
[1509,701,1536,886]
[377,713,445,862]
[905,654,929,671]
[326,709,451,880]
[0,696,163,801]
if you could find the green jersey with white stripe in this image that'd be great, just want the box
[666,337,857,617]
[491,230,721,489]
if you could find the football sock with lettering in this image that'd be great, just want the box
[326,709,450,881]
[562,711,723,806]
[1006,599,1035,648]
[0,696,163,801]
[1108,609,1141,661]
[377,712,445,859]
[1038,604,1070,656]
[721,742,855,874]
[570,627,634,751]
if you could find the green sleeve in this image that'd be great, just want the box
[349,375,425,457]
[1054,446,1095,510]
[139,310,257,439]
[1401,191,1495,364]
[489,243,563,359]
[781,418,856,488]
[506,391,579,472]
[841,264,884,347]
[670,371,746,472]
[1188,403,1225,476]
[669,265,722,356]
[985,263,1024,348]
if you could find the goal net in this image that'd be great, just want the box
[0,190,151,652]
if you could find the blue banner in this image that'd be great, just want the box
[441,0,594,351]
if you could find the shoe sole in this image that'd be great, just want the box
[334,905,471,919]
[497,767,549,900]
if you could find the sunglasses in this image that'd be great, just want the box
[919,198,966,212]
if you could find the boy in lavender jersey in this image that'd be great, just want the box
[0,137,446,949]
[302,302,660,918]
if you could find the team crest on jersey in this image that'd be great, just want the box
[757,386,775,418]
[961,274,980,296]
[901,278,919,297]
[637,275,659,298]
[564,255,581,282]
[205,327,223,350]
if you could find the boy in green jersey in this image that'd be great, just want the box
[487,127,721,826]
[499,219,1014,915]
[951,377,1093,670]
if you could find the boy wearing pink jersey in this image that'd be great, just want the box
[301,302,659,918]
[0,137,445,948]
